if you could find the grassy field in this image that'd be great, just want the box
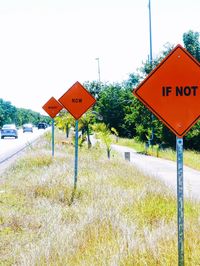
[0,130,200,265]
[117,137,200,171]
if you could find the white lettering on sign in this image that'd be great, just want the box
[72,98,82,103]
[162,86,198,96]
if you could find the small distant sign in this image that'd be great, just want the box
[58,81,96,120]
[133,44,200,137]
[42,97,63,118]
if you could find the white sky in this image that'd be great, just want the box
[0,0,199,115]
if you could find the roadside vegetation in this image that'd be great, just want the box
[0,28,199,265]
[117,137,200,171]
[0,130,200,265]
[1,30,199,152]
[0,98,50,128]
[81,30,200,152]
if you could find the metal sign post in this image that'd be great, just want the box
[74,120,79,189]
[52,118,55,157]
[42,96,63,158]
[58,82,96,190]
[133,45,200,265]
[176,137,184,266]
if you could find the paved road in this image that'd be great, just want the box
[0,128,48,163]
[112,144,200,202]
[0,128,50,176]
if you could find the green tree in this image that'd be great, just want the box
[0,99,17,126]
[0,98,50,128]
[84,80,104,99]
[182,30,200,149]
[124,43,174,144]
[55,110,73,138]
[94,83,133,136]
[92,123,113,159]
[79,110,96,148]
[183,30,200,62]
[16,108,50,127]
[84,34,200,150]
[122,73,140,90]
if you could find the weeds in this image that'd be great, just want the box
[0,131,199,265]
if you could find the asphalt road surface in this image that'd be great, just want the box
[0,127,49,171]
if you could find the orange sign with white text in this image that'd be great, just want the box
[42,97,63,118]
[133,44,200,137]
[58,81,96,120]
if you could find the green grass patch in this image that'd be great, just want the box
[117,137,145,152]
[122,192,200,229]
[122,192,177,228]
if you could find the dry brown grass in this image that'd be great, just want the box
[0,130,200,265]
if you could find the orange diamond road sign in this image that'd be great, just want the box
[42,97,63,118]
[58,81,96,120]
[133,44,200,137]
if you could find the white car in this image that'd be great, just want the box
[1,124,18,139]
[23,123,33,133]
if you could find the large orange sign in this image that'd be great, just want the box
[58,81,96,120]
[42,97,63,118]
[133,44,200,137]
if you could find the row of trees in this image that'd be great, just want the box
[1,30,199,150]
[55,30,200,150]
[82,30,200,150]
[0,98,51,128]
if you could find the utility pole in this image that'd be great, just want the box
[148,0,153,67]
[148,0,154,144]
[95,57,101,82]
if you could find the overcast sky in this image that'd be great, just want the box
[0,0,199,114]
